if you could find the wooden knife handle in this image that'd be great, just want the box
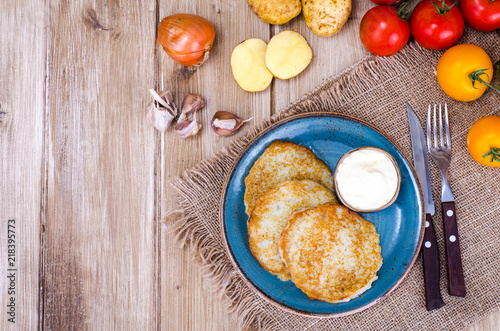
[441,201,466,297]
[421,214,445,311]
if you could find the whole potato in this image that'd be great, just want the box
[302,0,351,36]
[246,0,302,25]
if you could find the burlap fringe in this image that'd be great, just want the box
[162,38,475,330]
[164,207,277,330]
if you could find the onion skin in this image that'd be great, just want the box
[158,13,216,66]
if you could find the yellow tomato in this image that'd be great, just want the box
[467,116,500,167]
[437,44,493,102]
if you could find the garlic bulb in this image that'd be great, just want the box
[145,89,177,132]
[211,111,252,136]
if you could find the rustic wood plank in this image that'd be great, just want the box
[1,1,499,330]
[158,1,368,329]
[158,1,271,330]
[43,1,157,329]
[0,1,46,329]
[272,1,372,113]
[0,0,491,330]
[468,308,500,331]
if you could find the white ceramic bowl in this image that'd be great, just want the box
[334,146,402,213]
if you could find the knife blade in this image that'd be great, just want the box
[406,103,445,311]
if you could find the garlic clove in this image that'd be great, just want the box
[210,111,252,136]
[181,93,205,115]
[175,119,202,138]
[145,99,175,132]
[178,93,204,123]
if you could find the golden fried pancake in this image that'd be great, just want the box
[248,180,338,281]
[279,203,382,303]
[244,141,334,216]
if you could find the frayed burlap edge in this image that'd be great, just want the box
[162,29,500,331]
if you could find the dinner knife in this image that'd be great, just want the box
[406,103,445,311]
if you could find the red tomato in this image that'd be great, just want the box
[370,0,403,5]
[459,0,500,31]
[410,0,464,50]
[359,6,410,56]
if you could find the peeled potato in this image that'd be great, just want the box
[246,0,301,25]
[265,31,312,80]
[302,0,352,36]
[231,39,274,92]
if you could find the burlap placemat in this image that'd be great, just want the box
[165,28,500,331]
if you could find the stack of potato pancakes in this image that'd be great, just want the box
[245,140,382,303]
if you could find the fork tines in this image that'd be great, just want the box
[427,103,451,150]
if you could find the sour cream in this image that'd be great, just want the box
[334,147,400,212]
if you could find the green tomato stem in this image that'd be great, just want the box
[430,0,455,14]
[469,69,500,94]
[398,1,419,20]
[483,147,500,163]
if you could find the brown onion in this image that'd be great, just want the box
[157,13,215,66]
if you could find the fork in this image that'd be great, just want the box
[427,103,466,297]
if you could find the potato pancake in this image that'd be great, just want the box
[248,180,337,281]
[279,203,382,303]
[244,140,334,215]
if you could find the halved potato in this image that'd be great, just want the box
[231,39,274,92]
[302,0,352,36]
[246,0,301,25]
[265,30,312,80]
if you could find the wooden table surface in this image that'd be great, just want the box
[1,0,499,330]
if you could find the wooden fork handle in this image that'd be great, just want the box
[441,201,466,297]
[421,213,445,311]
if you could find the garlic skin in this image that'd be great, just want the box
[179,93,205,122]
[175,119,202,138]
[211,111,252,136]
[181,93,204,115]
[149,89,177,114]
[145,89,177,132]
[145,101,175,133]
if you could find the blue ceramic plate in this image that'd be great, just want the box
[220,113,424,317]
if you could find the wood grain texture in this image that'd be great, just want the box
[271,1,372,113]
[158,1,271,330]
[0,1,46,329]
[43,1,157,329]
[158,2,367,329]
[421,214,445,311]
[441,201,466,297]
[0,1,499,330]
[468,308,500,331]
